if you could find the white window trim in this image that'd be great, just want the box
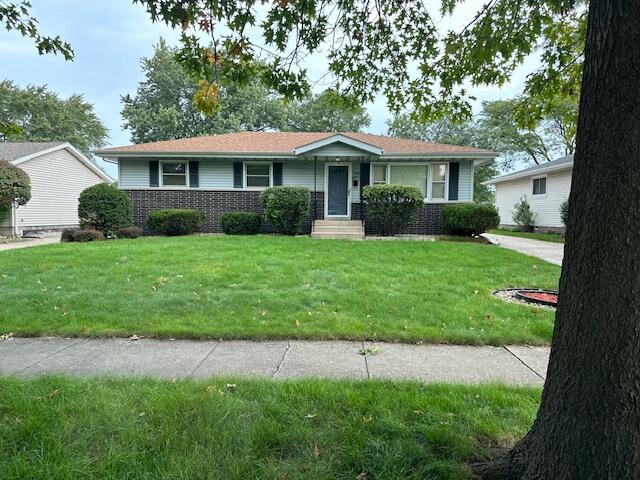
[243,161,273,190]
[531,175,548,197]
[371,163,389,184]
[370,162,450,202]
[160,160,189,188]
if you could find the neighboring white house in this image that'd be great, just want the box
[0,142,112,237]
[484,155,573,233]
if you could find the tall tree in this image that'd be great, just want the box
[0,80,108,155]
[139,1,640,476]
[122,41,369,142]
[387,114,498,202]
[285,90,370,132]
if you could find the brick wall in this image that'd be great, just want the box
[125,190,448,235]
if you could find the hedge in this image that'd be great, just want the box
[78,184,133,236]
[260,186,310,235]
[442,203,500,236]
[146,209,205,236]
[61,229,105,242]
[220,211,262,235]
[362,184,423,236]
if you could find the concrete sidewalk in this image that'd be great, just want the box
[482,233,564,266]
[0,235,60,252]
[0,337,549,385]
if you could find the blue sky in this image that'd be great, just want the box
[0,1,534,177]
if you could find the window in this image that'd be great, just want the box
[245,162,272,188]
[372,164,388,184]
[430,163,447,200]
[532,177,547,195]
[162,162,187,186]
[389,165,428,196]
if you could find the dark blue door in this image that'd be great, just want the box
[327,165,349,216]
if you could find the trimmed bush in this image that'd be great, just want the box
[512,196,535,230]
[260,186,310,235]
[442,203,500,236]
[362,184,423,236]
[560,199,569,227]
[116,226,144,239]
[0,160,30,220]
[146,209,205,236]
[78,184,133,236]
[220,211,262,235]
[71,229,105,242]
[61,228,77,243]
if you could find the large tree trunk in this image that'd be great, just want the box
[474,0,640,478]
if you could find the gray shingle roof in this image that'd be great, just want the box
[485,154,574,184]
[0,142,66,162]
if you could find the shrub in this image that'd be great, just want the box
[61,228,77,242]
[78,184,133,236]
[0,160,30,218]
[146,209,205,236]
[220,211,262,235]
[442,203,500,236]
[512,196,535,228]
[260,186,310,235]
[71,229,105,242]
[362,184,423,236]
[560,199,569,227]
[116,226,144,238]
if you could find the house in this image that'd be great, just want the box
[484,154,573,233]
[0,142,113,237]
[95,132,496,236]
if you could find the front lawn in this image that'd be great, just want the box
[487,228,565,243]
[0,236,559,344]
[0,376,540,479]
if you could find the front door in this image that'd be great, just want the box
[325,163,351,218]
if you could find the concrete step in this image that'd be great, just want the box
[314,220,363,227]
[313,225,364,233]
[311,232,365,240]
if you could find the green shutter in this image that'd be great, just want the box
[233,162,243,188]
[273,162,283,185]
[448,162,459,201]
[189,161,199,188]
[149,160,159,187]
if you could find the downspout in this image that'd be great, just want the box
[11,202,18,238]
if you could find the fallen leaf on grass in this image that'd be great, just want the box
[129,335,144,341]
[313,444,321,459]
[356,473,368,480]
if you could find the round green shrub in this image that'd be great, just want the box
[512,196,535,229]
[260,186,310,235]
[61,228,78,242]
[146,208,205,236]
[362,184,423,236]
[560,199,569,227]
[116,226,144,239]
[442,203,500,236]
[78,184,133,236]
[72,229,105,242]
[220,211,262,235]
[0,160,30,217]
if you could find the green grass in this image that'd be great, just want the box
[0,376,541,479]
[0,235,559,344]
[487,228,565,243]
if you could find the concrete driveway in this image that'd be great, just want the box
[0,234,61,252]
[482,233,564,266]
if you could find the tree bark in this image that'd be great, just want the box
[474,0,640,478]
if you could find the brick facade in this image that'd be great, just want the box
[126,189,447,235]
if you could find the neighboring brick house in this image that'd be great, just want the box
[95,132,496,236]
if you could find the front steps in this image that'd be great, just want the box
[311,220,364,240]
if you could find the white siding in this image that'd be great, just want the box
[495,167,572,228]
[15,149,107,229]
[200,159,234,188]
[458,159,473,201]
[119,159,150,187]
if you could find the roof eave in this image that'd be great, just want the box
[483,161,573,185]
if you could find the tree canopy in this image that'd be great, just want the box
[121,40,370,143]
[0,80,109,156]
